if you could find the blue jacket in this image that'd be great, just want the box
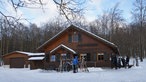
[73,56,78,65]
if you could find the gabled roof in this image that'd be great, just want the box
[50,44,76,54]
[3,51,45,57]
[37,25,119,54]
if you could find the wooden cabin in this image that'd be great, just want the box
[28,57,44,69]
[37,25,119,70]
[3,51,44,68]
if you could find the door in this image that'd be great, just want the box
[10,57,25,68]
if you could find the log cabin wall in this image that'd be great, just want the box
[38,25,118,69]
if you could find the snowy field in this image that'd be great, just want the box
[0,59,146,82]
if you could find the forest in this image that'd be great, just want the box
[0,0,146,61]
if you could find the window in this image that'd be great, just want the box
[66,54,71,59]
[50,55,56,62]
[80,53,91,61]
[98,53,104,60]
[103,53,109,61]
[61,53,71,60]
[68,34,72,43]
[93,53,97,61]
[86,53,91,61]
[45,54,49,62]
[80,54,86,60]
[56,54,60,62]
[72,34,79,42]
[61,54,66,60]
[68,33,82,43]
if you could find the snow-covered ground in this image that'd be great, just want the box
[0,59,146,82]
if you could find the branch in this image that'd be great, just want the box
[0,11,31,27]
[53,0,86,24]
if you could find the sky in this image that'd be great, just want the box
[0,0,135,26]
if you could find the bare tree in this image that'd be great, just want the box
[53,0,86,23]
[0,0,86,24]
[90,3,124,41]
[109,3,124,41]
[131,0,146,62]
[98,12,110,39]
[0,0,87,62]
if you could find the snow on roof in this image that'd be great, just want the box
[15,51,45,56]
[50,44,76,54]
[28,57,44,60]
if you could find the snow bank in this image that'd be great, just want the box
[0,59,146,82]
[88,67,104,72]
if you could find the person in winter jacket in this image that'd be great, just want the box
[126,55,130,67]
[72,56,78,73]
[111,54,117,69]
[121,57,126,68]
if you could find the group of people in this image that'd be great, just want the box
[72,54,132,72]
[111,55,130,69]
[72,55,88,73]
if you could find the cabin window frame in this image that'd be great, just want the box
[80,53,91,61]
[72,33,79,42]
[98,53,104,60]
[50,55,56,62]
[68,32,82,43]
[61,53,66,60]
[61,53,71,60]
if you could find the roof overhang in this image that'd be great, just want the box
[50,44,76,54]
[3,51,45,57]
[28,57,44,60]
